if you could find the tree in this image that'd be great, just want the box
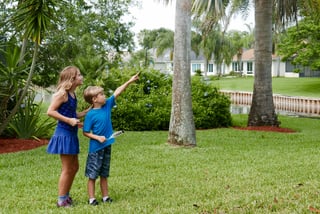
[157,0,196,146]
[247,0,279,126]
[228,29,254,75]
[0,0,60,136]
[168,0,196,146]
[153,28,174,61]
[137,28,173,67]
[192,0,245,77]
[277,19,320,71]
[35,0,134,87]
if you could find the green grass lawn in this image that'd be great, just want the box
[1,115,320,213]
[212,77,320,98]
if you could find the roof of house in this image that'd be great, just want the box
[233,48,279,61]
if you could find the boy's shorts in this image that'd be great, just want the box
[85,146,111,179]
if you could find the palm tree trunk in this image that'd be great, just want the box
[168,0,196,146]
[248,0,279,126]
[0,42,39,135]
[18,38,28,66]
[204,58,208,77]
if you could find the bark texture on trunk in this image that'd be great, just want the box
[248,0,279,127]
[168,0,196,146]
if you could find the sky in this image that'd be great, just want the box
[129,0,255,35]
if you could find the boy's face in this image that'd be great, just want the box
[93,92,106,106]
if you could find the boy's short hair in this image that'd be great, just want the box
[83,86,104,104]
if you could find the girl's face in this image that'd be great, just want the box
[74,71,83,86]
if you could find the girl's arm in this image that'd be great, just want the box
[47,91,79,126]
[83,132,106,143]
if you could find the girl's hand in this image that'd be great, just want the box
[69,118,80,126]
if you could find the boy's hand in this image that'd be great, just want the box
[97,135,106,143]
[128,72,140,83]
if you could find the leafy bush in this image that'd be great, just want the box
[5,92,56,139]
[111,68,172,131]
[192,77,232,129]
[97,69,231,131]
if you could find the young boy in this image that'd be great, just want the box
[82,73,139,206]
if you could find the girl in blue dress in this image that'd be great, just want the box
[47,66,89,207]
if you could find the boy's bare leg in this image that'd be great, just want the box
[88,178,96,199]
[100,177,108,197]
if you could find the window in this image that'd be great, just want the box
[192,63,201,73]
[232,62,243,71]
[247,62,253,74]
[208,64,214,73]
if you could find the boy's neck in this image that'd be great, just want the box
[92,103,103,109]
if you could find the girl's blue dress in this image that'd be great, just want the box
[47,93,79,155]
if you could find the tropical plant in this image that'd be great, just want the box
[0,44,29,131]
[0,0,60,136]
[153,28,174,60]
[6,92,56,139]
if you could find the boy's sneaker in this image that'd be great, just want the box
[57,199,72,208]
[89,199,99,206]
[102,197,113,203]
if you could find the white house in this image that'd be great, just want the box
[230,49,299,77]
[151,48,302,77]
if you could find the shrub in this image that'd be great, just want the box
[192,77,232,129]
[79,68,232,131]
[111,68,171,131]
[5,92,56,139]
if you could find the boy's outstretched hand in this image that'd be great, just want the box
[114,72,141,98]
[128,72,140,83]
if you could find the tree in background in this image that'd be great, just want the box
[277,18,320,72]
[35,0,134,87]
[137,28,174,68]
[0,0,60,136]
[153,28,174,61]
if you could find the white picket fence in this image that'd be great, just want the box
[220,90,320,117]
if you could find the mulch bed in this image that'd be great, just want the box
[233,126,296,133]
[0,138,48,154]
[0,126,295,154]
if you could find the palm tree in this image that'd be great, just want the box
[153,28,174,61]
[247,0,279,126]
[156,0,225,146]
[248,0,302,126]
[0,0,60,135]
[169,0,196,146]
[193,0,302,127]
[156,0,196,146]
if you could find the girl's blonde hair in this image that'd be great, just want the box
[56,66,80,92]
[83,86,104,104]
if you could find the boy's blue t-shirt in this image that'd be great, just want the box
[83,95,116,153]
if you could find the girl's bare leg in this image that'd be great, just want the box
[58,154,79,197]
